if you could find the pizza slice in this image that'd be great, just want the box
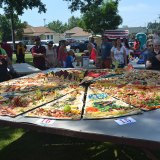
[83,87,141,119]
[0,84,85,117]
[25,88,85,120]
[81,69,124,84]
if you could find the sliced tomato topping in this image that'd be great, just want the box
[86,107,99,112]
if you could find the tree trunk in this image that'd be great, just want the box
[10,11,16,52]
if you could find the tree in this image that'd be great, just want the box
[147,21,160,33]
[47,17,86,33]
[0,14,27,41]
[81,1,122,34]
[68,16,82,29]
[0,14,11,41]
[63,0,103,13]
[0,0,46,49]
[47,20,68,33]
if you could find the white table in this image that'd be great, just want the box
[12,63,41,75]
[129,61,145,69]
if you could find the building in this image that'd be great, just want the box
[65,27,92,41]
[23,25,65,44]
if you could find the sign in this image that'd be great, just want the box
[82,56,89,68]
[114,117,136,125]
[36,118,55,126]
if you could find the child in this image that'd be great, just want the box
[66,50,75,68]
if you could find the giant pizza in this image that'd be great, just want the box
[0,69,159,119]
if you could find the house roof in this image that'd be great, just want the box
[24,26,55,35]
[65,27,91,37]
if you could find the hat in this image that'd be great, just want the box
[35,36,40,41]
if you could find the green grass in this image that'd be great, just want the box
[12,52,83,66]
[12,53,33,65]
[0,53,159,160]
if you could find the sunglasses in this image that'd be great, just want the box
[148,44,153,47]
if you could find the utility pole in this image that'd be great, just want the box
[43,18,46,27]
[158,14,160,22]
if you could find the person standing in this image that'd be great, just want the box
[58,40,67,67]
[0,42,9,82]
[140,39,153,64]
[31,37,46,70]
[111,38,127,68]
[1,40,13,61]
[101,37,112,68]
[16,42,26,63]
[66,50,75,68]
[90,37,97,49]
[45,41,57,68]
[124,40,131,64]
[87,42,97,63]
[146,39,160,70]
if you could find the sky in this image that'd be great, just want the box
[4,0,160,27]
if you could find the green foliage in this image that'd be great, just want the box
[147,21,160,33]
[0,14,27,41]
[68,16,82,29]
[47,20,68,33]
[0,0,46,15]
[63,0,104,13]
[0,14,11,41]
[0,0,46,48]
[81,1,122,34]
[47,16,86,33]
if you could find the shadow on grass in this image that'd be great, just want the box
[0,126,24,141]
[0,129,152,160]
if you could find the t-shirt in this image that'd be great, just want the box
[141,49,152,63]
[112,46,125,64]
[1,43,12,57]
[0,48,7,56]
[58,46,67,62]
[31,45,46,70]
[101,42,112,59]
[147,51,159,60]
[66,55,74,68]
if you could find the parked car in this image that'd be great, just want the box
[26,40,54,52]
[70,40,89,52]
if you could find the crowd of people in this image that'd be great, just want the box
[0,35,159,82]
[31,37,98,70]
[100,37,160,70]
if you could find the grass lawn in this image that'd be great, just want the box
[12,53,33,65]
[12,52,83,66]
[0,53,159,160]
